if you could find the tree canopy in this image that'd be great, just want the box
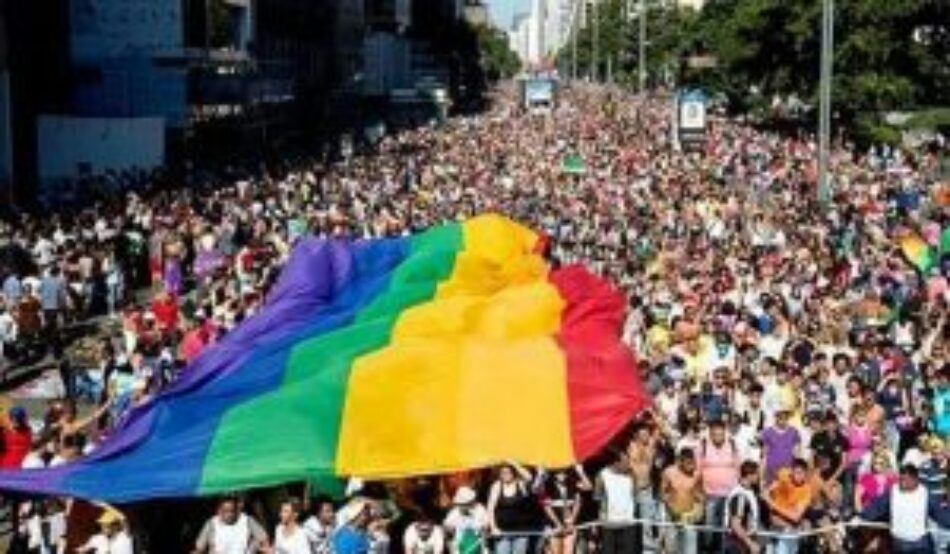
[559,0,949,120]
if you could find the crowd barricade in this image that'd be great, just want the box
[460,517,950,553]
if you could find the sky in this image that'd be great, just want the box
[488,0,530,30]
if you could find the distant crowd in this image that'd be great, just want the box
[0,82,948,554]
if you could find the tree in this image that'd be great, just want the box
[681,0,949,119]
[474,24,521,81]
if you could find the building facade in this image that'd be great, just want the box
[0,3,11,206]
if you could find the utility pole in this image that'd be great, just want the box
[638,0,646,93]
[591,1,599,82]
[817,0,834,205]
[571,0,578,80]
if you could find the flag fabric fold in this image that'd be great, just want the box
[0,215,649,503]
[900,233,938,274]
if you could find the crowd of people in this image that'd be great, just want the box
[0,81,948,553]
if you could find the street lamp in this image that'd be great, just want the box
[638,0,646,94]
[571,0,579,80]
[817,0,834,205]
[592,0,599,82]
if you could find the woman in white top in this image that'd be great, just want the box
[273,500,311,554]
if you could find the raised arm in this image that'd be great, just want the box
[574,464,593,491]
[486,481,501,535]
[509,461,533,483]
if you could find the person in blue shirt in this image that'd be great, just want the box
[39,266,65,331]
[2,272,22,305]
[334,498,372,554]
[933,369,950,439]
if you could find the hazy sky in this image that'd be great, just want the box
[488,0,530,29]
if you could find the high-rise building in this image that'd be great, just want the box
[0,5,11,206]
[507,0,577,66]
[542,0,573,59]
[1,0,71,205]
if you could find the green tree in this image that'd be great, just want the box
[681,0,949,118]
[474,24,522,81]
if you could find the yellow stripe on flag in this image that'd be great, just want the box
[337,216,575,477]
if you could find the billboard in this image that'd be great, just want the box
[522,78,557,110]
[677,89,707,147]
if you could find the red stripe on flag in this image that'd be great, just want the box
[549,265,652,460]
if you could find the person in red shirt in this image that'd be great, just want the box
[179,319,209,365]
[150,290,180,335]
[2,406,33,469]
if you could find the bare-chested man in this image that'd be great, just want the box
[627,423,657,547]
[661,448,704,554]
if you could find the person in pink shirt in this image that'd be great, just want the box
[699,420,739,552]
[854,454,897,511]
[846,407,874,469]
[179,321,209,365]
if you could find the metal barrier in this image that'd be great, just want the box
[459,517,950,553]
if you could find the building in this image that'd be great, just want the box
[69,0,189,125]
[1,0,71,206]
[508,0,575,67]
[542,0,573,60]
[0,0,372,204]
[509,13,532,66]
[0,3,11,206]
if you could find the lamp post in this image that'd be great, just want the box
[638,0,646,94]
[591,0,599,82]
[817,0,834,205]
[571,0,579,80]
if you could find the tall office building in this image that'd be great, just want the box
[0,5,11,204]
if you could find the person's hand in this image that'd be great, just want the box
[747,541,762,554]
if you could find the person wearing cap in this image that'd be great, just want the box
[333,497,372,554]
[443,486,488,554]
[194,497,269,554]
[77,508,133,554]
[859,463,950,553]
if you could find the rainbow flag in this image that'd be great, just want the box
[900,233,938,274]
[0,215,648,502]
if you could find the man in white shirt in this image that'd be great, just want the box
[303,497,337,554]
[78,509,133,554]
[24,500,66,554]
[194,498,270,554]
[0,303,16,362]
[859,464,950,553]
[404,517,445,554]
[596,451,639,554]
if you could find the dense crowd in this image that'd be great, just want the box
[0,82,948,554]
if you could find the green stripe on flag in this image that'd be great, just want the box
[199,225,463,493]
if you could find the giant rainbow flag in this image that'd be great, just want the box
[0,215,648,502]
